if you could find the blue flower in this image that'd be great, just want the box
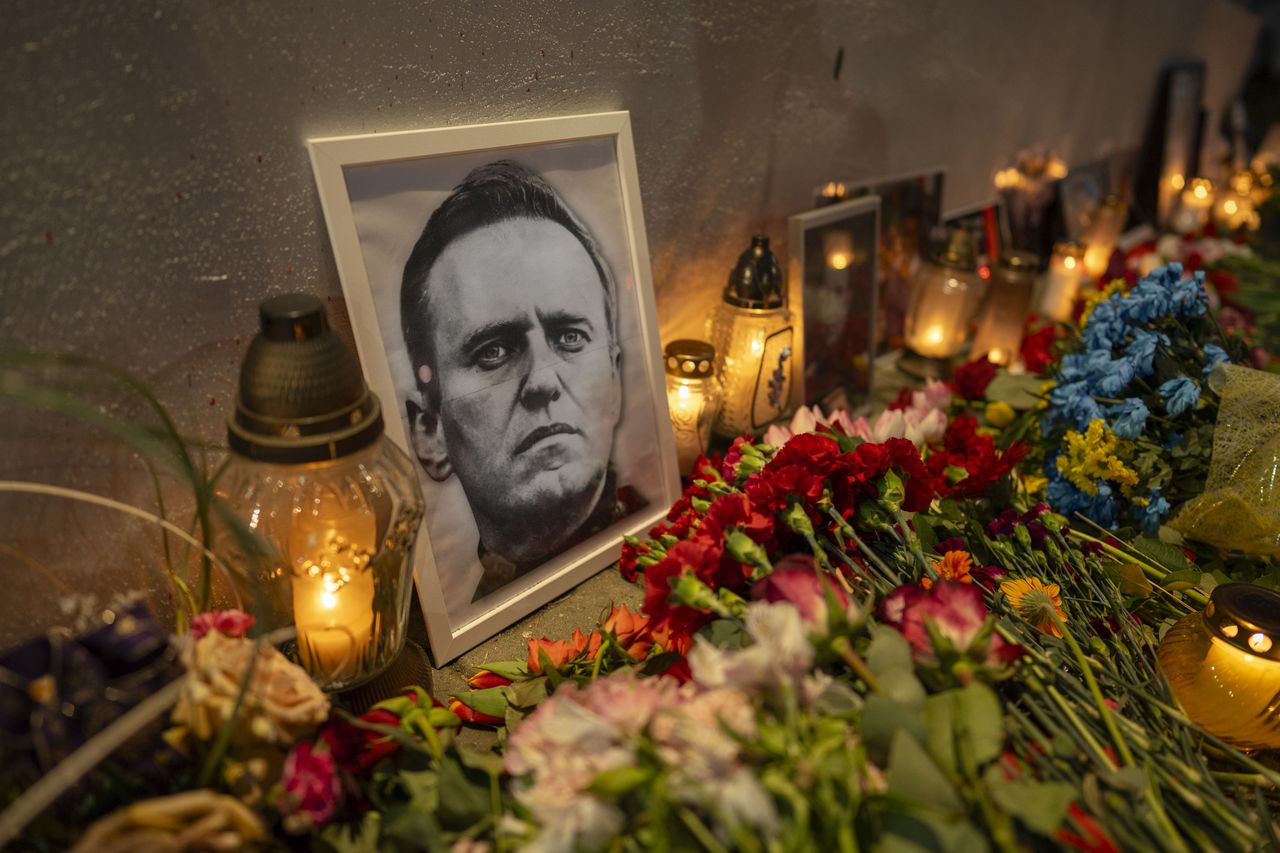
[1171,271,1208,318]
[1124,328,1168,377]
[1159,375,1200,417]
[1094,357,1136,397]
[1083,299,1129,350]
[1133,488,1171,535]
[1163,431,1184,450]
[1107,398,1149,440]
[1047,474,1118,528]
[1202,344,1230,378]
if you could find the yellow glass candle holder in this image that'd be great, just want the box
[900,229,983,378]
[664,340,722,476]
[970,251,1039,366]
[1157,582,1280,751]
[1038,240,1084,322]
[1170,178,1215,234]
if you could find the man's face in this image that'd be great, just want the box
[421,218,622,537]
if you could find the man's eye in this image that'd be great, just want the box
[555,329,588,352]
[475,343,509,369]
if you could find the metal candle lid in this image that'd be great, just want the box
[996,251,1041,285]
[931,229,977,272]
[228,294,384,464]
[723,235,785,310]
[665,339,716,378]
[1205,582,1280,662]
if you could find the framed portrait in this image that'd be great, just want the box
[1134,59,1206,228]
[787,196,879,413]
[307,111,681,662]
[816,169,945,352]
[1056,159,1113,243]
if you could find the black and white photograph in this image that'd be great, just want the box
[788,196,880,412]
[308,113,680,661]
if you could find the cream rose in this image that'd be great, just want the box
[171,631,329,746]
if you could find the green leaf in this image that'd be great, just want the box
[589,765,655,800]
[886,729,963,815]
[434,756,492,829]
[914,515,939,559]
[473,659,528,681]
[317,811,383,853]
[503,676,549,709]
[1102,562,1154,597]
[862,695,926,759]
[397,767,440,810]
[1131,537,1189,572]
[451,686,509,718]
[925,683,1004,775]
[701,617,750,649]
[982,766,1075,837]
[866,627,927,706]
[814,679,863,716]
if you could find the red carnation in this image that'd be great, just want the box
[1020,325,1057,374]
[949,358,998,400]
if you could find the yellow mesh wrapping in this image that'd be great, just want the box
[1170,364,1280,556]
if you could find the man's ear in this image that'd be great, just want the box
[406,397,452,482]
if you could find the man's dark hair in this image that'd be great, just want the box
[400,160,618,397]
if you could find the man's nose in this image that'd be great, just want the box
[517,337,563,409]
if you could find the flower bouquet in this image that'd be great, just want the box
[450,397,1278,850]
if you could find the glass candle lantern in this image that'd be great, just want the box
[1081,196,1127,280]
[663,340,722,475]
[1213,171,1260,233]
[1170,178,1215,234]
[219,295,424,691]
[1157,582,1280,751]
[1038,240,1084,322]
[970,251,1040,366]
[710,235,795,439]
[900,229,983,377]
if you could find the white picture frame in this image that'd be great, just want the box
[307,111,681,663]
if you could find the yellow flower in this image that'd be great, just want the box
[1021,472,1048,496]
[1001,576,1068,638]
[984,401,1016,428]
[1055,419,1139,496]
[923,550,975,589]
[1080,279,1128,325]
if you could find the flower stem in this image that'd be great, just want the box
[831,637,883,696]
[1052,609,1136,767]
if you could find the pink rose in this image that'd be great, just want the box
[277,741,341,833]
[190,609,255,640]
[752,557,850,629]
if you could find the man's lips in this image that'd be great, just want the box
[514,423,581,455]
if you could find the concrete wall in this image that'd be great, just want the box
[0,0,1257,636]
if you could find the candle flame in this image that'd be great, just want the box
[829,252,850,270]
[1224,199,1238,215]
[1063,256,1077,270]
[320,591,337,609]
[1170,173,1185,191]
[677,384,690,399]
[926,326,944,345]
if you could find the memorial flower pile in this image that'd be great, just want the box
[1032,263,1249,534]
[448,402,1277,851]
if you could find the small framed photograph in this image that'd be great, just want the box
[817,169,945,352]
[1135,59,1206,226]
[1057,159,1113,242]
[787,196,879,412]
[308,111,681,662]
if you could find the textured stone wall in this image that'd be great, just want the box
[0,0,1255,638]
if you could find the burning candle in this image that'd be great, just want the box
[1170,178,1215,233]
[1081,196,1127,280]
[289,506,376,683]
[970,252,1039,366]
[1213,171,1259,233]
[901,229,983,377]
[664,340,721,475]
[1158,583,1280,750]
[1038,241,1084,322]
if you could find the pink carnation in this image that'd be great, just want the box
[277,741,342,833]
[190,609,255,640]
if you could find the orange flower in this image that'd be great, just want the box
[527,628,603,674]
[601,604,653,660]
[1000,576,1068,638]
[923,550,974,589]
